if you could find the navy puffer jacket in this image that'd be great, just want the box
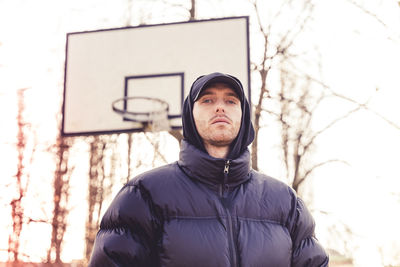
[88,73,328,266]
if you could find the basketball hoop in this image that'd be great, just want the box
[112,96,170,132]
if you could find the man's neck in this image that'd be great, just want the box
[204,144,229,159]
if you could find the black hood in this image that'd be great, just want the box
[182,72,255,159]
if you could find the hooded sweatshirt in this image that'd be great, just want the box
[88,73,329,267]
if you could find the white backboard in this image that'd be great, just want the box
[62,17,250,136]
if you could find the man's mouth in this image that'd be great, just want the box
[211,116,231,124]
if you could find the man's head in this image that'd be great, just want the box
[182,72,254,159]
[192,83,242,150]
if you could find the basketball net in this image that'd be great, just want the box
[144,110,171,132]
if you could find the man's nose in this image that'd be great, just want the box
[215,100,225,113]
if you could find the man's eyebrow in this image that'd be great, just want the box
[198,91,240,100]
[197,91,215,98]
[226,92,240,98]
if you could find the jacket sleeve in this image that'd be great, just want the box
[88,182,159,267]
[288,195,329,267]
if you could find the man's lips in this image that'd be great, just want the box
[210,116,231,124]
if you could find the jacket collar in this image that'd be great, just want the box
[178,140,251,188]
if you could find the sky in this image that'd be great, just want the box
[1,0,400,266]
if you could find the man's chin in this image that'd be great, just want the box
[208,136,235,147]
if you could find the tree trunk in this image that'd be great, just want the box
[190,0,196,20]
[48,135,71,264]
[8,88,29,263]
[85,136,108,263]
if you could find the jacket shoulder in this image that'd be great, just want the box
[250,170,297,202]
[126,163,190,196]
[127,162,179,185]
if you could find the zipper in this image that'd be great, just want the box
[220,160,230,198]
[223,160,230,175]
[220,160,237,267]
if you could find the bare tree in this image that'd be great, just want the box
[249,1,400,264]
[249,0,365,193]
[189,0,195,20]
[8,88,37,263]
[144,133,169,165]
[126,133,133,183]
[250,0,316,171]
[85,135,105,263]
[346,0,400,43]
[273,63,363,192]
[47,133,74,264]
[161,0,196,21]
[85,135,115,263]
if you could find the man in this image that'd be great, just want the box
[88,72,329,266]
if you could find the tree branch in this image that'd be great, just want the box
[302,105,362,156]
[276,0,315,53]
[346,0,391,30]
[294,159,350,189]
[144,133,168,163]
[288,65,400,131]
[168,129,183,143]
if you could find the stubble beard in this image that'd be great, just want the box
[204,126,239,147]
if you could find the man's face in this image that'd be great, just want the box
[192,83,242,148]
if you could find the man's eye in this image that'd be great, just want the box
[202,99,212,103]
[227,99,238,104]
